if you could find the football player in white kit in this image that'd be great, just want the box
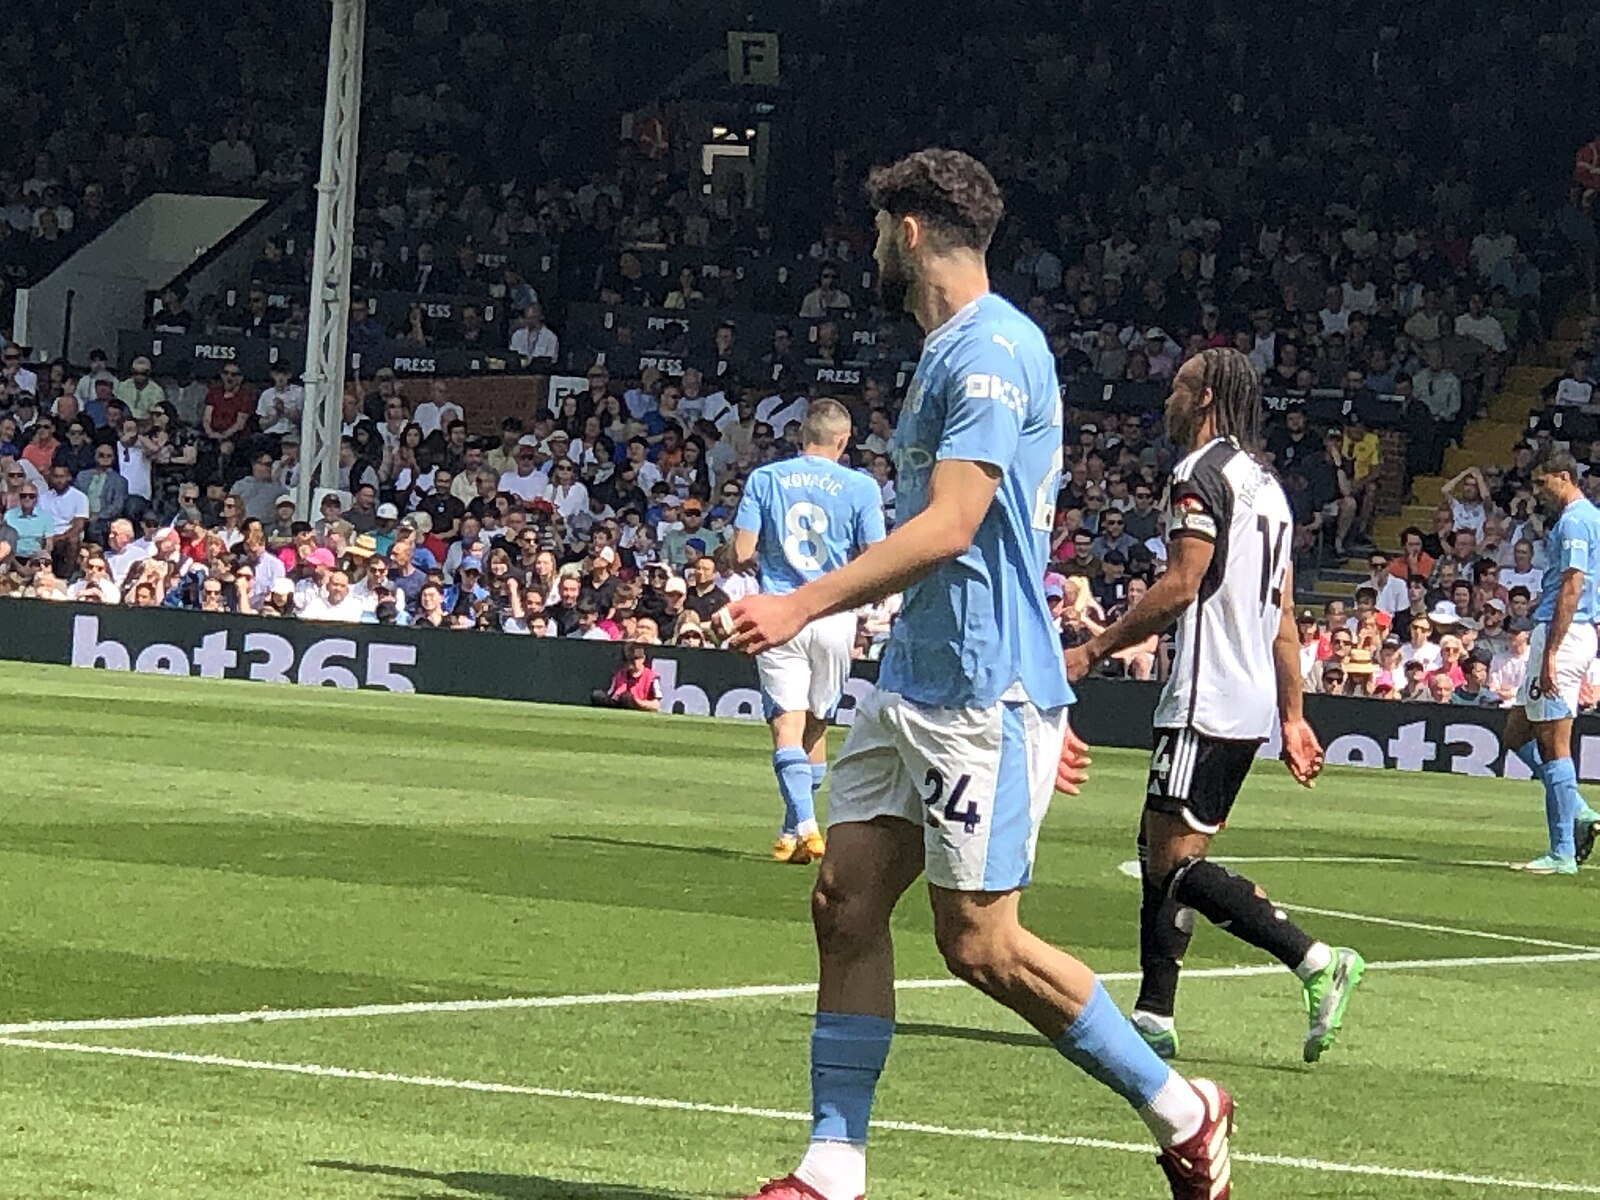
[1069,348,1365,1064]
[732,398,886,863]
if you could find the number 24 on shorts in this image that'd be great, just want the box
[923,768,980,834]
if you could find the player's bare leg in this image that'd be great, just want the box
[926,885,1231,1197]
[771,710,828,863]
[813,818,924,1016]
[755,818,921,1200]
[1137,810,1363,1062]
[1505,707,1592,873]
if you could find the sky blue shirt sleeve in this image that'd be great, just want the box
[856,477,887,549]
[935,342,1026,471]
[1557,512,1595,576]
[733,474,764,534]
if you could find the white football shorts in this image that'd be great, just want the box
[757,611,857,720]
[1517,621,1599,723]
[827,687,1070,892]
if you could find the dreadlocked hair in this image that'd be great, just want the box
[1196,346,1263,452]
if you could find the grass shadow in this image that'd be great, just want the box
[311,1161,699,1199]
[553,834,765,863]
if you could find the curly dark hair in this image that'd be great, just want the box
[865,149,1004,253]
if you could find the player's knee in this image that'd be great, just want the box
[932,917,1018,993]
[810,873,879,953]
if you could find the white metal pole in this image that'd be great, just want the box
[296,0,366,519]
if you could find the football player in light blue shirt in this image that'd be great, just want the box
[1504,454,1600,874]
[732,398,886,864]
[728,150,1231,1200]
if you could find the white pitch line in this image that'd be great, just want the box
[1113,860,1600,953]
[1282,904,1600,953]
[1,1037,1595,1196]
[1,950,1595,1038]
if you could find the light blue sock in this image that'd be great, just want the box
[1514,739,1545,783]
[774,747,812,835]
[810,1012,894,1144]
[1544,757,1582,859]
[811,762,828,795]
[1053,982,1172,1108]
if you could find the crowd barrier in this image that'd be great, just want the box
[7,600,1597,781]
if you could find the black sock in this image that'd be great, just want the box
[1170,858,1315,971]
[1135,872,1195,1018]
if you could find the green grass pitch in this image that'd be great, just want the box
[0,662,1595,1199]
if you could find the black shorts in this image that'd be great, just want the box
[1144,727,1263,834]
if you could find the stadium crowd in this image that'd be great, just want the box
[4,1,1600,710]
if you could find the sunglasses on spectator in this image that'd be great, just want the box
[2,352,19,361]
[18,490,37,498]
[203,585,223,595]
[1332,635,1354,646]
[6,471,24,478]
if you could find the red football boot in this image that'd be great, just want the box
[1157,1079,1235,1200]
[742,1175,861,1200]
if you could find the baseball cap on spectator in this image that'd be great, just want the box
[320,493,342,510]
[1044,582,1065,601]
[1297,610,1317,625]
[1404,659,1427,674]
[1382,634,1402,649]
[269,579,295,598]
[594,546,617,566]
[663,575,688,595]
[275,495,295,510]
[1144,327,1166,342]
[681,499,704,514]
[1428,602,1463,627]
[1468,648,1494,668]
[516,434,542,450]
[459,557,483,573]
[308,547,336,568]
[139,511,161,530]
[407,511,434,535]
[1079,423,1098,435]
[376,503,399,520]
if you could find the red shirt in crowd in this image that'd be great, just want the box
[203,384,255,437]
[608,663,662,706]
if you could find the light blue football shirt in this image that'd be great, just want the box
[878,292,1073,711]
[735,453,886,596]
[1535,495,1600,625]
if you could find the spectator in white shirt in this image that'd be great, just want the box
[67,555,120,604]
[1501,539,1542,600]
[1340,262,1377,313]
[1453,292,1507,354]
[38,465,89,543]
[798,266,852,317]
[300,571,365,622]
[498,436,550,503]
[256,365,305,436]
[509,303,559,360]
[74,350,118,403]
[411,381,463,438]
[1317,286,1350,335]
[1490,621,1532,704]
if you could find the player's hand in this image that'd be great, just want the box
[1064,645,1094,683]
[1280,717,1324,788]
[1540,656,1559,701]
[725,593,809,655]
[1055,725,1092,795]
